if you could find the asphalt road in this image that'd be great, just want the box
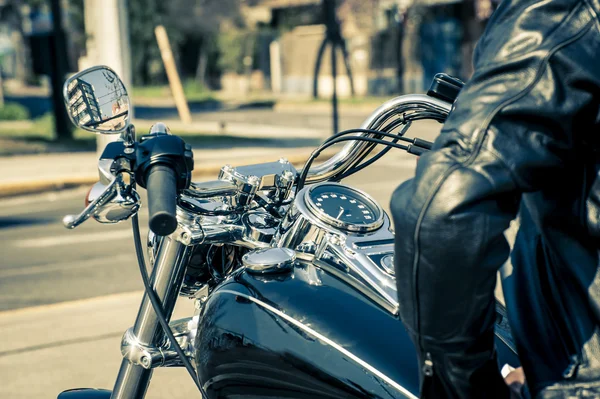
[0,147,427,312]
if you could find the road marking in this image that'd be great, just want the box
[13,229,132,248]
[0,254,133,278]
[0,331,124,358]
[0,290,143,318]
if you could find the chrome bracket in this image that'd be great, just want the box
[120,317,197,369]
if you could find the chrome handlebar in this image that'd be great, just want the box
[304,94,452,184]
[63,94,451,230]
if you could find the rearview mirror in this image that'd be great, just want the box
[63,65,130,134]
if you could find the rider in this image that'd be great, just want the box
[390,0,600,396]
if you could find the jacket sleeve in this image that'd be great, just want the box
[390,0,600,396]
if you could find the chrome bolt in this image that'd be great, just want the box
[281,170,295,184]
[247,175,260,186]
[180,232,191,245]
[140,356,150,368]
[328,234,342,246]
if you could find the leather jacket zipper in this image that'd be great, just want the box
[562,354,581,380]
[423,352,434,377]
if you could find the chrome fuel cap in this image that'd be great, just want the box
[243,247,296,275]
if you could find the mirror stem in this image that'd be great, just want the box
[122,124,136,147]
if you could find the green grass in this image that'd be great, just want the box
[131,79,218,103]
[0,114,96,156]
[0,113,304,156]
[0,103,31,120]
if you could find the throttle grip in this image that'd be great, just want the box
[146,164,178,236]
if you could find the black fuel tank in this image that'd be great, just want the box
[194,261,519,398]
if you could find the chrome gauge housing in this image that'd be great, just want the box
[304,183,384,233]
[274,182,398,313]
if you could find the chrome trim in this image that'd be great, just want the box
[304,183,384,233]
[242,247,296,274]
[304,94,451,184]
[274,182,399,312]
[93,184,140,224]
[98,159,115,184]
[120,317,197,369]
[215,289,417,399]
[312,258,397,314]
[242,212,278,247]
[219,160,298,192]
[111,236,191,399]
[63,174,140,228]
[63,65,131,135]
[184,180,239,199]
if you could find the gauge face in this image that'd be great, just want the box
[305,184,383,232]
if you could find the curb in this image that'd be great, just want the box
[0,149,337,199]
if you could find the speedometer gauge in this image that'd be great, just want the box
[305,183,383,233]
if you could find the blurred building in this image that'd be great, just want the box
[66,78,101,126]
[238,0,496,97]
[0,1,30,83]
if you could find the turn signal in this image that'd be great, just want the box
[84,185,95,207]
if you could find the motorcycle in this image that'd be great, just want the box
[57,66,519,399]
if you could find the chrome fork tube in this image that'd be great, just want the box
[111,235,190,399]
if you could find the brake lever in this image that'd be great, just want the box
[63,175,122,229]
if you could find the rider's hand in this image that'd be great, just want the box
[504,367,525,398]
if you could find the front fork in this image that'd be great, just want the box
[111,235,191,399]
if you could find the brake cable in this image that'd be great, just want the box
[130,200,208,398]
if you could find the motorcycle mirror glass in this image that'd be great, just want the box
[63,65,130,134]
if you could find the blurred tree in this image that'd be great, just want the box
[127,0,170,85]
[124,0,245,87]
[12,0,249,87]
[164,0,246,87]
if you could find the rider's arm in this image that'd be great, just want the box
[390,0,599,396]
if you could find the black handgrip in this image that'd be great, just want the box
[413,138,433,150]
[146,164,178,236]
[407,145,428,156]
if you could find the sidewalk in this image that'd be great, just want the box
[0,97,443,198]
[0,292,200,399]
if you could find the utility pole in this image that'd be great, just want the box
[313,0,355,135]
[0,60,4,107]
[395,5,407,94]
[82,0,132,156]
[155,25,191,124]
[49,0,73,141]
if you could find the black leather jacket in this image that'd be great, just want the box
[390,0,600,397]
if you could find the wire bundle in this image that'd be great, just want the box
[296,112,436,193]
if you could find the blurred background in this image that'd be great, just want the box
[0,1,501,398]
[0,0,499,153]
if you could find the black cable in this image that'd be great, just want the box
[296,136,411,193]
[131,211,208,398]
[302,124,420,185]
[178,198,263,217]
[336,122,414,180]
[321,127,416,146]
[333,121,413,181]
